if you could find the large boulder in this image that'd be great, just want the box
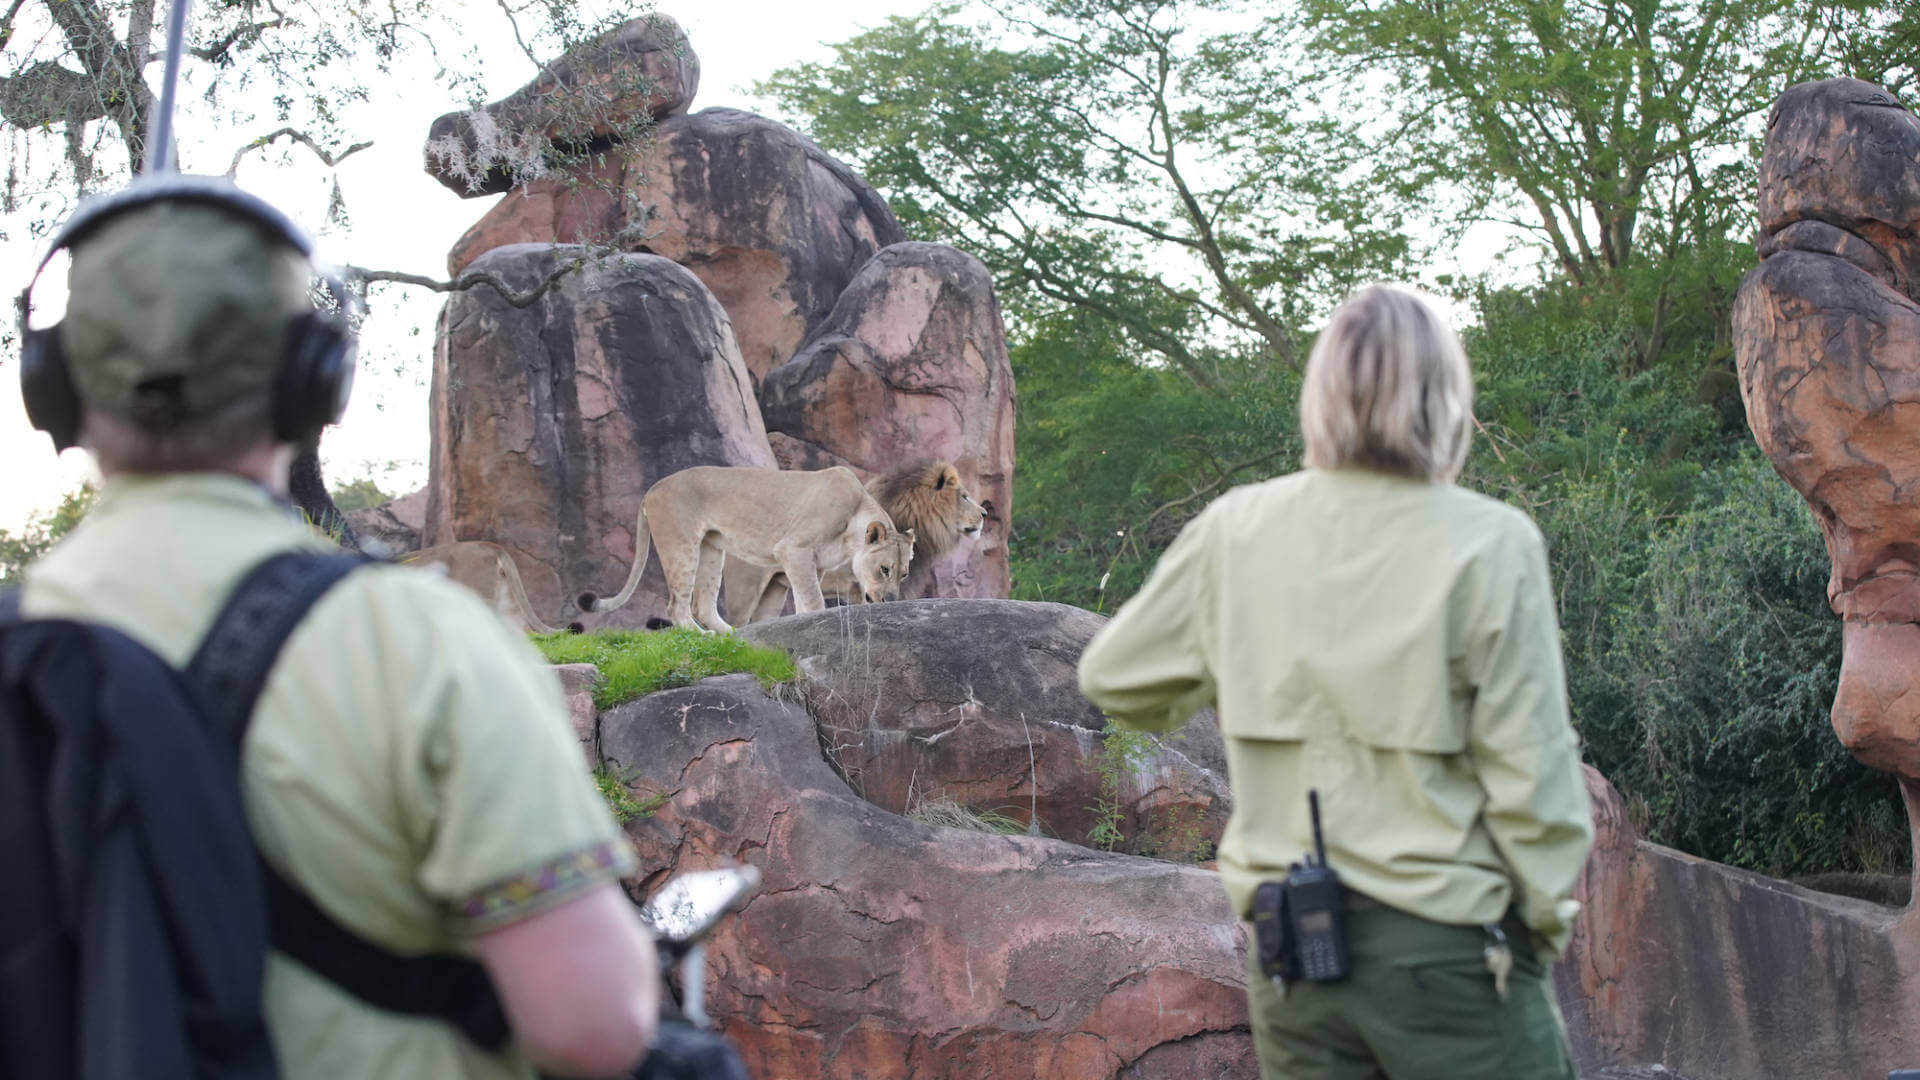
[343,487,427,558]
[758,243,1016,600]
[1733,79,1920,789]
[740,600,1228,855]
[424,243,776,629]
[1555,767,1917,1078]
[448,107,907,384]
[424,14,699,197]
[600,674,1256,1079]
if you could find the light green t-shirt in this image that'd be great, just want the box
[1079,467,1593,955]
[23,473,635,1079]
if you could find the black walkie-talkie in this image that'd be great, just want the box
[1282,790,1351,981]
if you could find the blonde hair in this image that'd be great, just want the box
[1299,284,1473,483]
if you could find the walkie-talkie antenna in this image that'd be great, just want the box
[1308,789,1327,867]
[143,0,195,175]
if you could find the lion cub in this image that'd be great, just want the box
[578,465,914,633]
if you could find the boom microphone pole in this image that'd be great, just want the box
[143,0,194,174]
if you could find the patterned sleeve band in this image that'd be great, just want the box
[451,839,638,933]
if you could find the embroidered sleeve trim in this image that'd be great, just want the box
[452,840,635,926]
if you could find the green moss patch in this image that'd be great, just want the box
[534,627,797,710]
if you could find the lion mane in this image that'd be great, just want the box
[869,459,986,572]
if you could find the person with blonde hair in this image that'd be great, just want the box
[1079,284,1591,1078]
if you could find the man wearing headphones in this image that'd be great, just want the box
[13,179,659,1078]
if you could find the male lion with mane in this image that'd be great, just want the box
[724,459,986,625]
[577,465,913,633]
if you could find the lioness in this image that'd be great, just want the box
[577,465,914,633]
[725,459,987,625]
[404,541,581,635]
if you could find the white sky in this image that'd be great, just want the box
[0,0,937,529]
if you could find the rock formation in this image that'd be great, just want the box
[740,600,1229,855]
[1732,77,1920,835]
[344,487,426,557]
[428,21,1016,610]
[760,243,1016,599]
[424,243,775,628]
[425,14,700,197]
[1557,765,1913,1077]
[598,673,1256,1079]
[448,107,907,385]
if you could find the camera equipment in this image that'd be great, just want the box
[1281,789,1351,982]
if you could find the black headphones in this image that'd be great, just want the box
[16,173,357,452]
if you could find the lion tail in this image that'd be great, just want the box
[495,548,579,635]
[578,499,651,615]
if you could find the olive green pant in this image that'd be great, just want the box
[1244,903,1577,1079]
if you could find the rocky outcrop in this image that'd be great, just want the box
[740,600,1228,855]
[757,243,1015,600]
[1558,767,1917,1078]
[449,108,907,384]
[1733,78,1920,807]
[425,243,775,628]
[344,487,427,557]
[424,14,699,197]
[600,674,1255,1079]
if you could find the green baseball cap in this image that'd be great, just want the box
[59,200,314,423]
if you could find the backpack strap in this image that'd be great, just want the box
[186,552,369,742]
[186,551,511,1053]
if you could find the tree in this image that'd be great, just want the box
[0,0,660,540]
[761,0,1413,383]
[1286,0,1878,366]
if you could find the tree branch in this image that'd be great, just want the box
[347,254,596,309]
[227,127,373,175]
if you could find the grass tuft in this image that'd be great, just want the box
[533,627,797,709]
[906,794,1034,836]
[594,766,671,825]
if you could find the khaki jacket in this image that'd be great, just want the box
[1079,467,1593,955]
[25,474,633,1080]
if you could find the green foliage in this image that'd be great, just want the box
[1592,454,1908,876]
[327,476,394,513]
[0,487,96,587]
[1087,720,1156,851]
[761,0,1411,376]
[1288,0,1854,284]
[593,766,670,826]
[532,628,797,710]
[1010,310,1303,610]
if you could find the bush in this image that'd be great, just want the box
[1597,453,1909,876]
[328,476,394,513]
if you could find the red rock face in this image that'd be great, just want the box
[448,108,907,385]
[425,244,775,628]
[1554,767,1918,1077]
[759,243,1016,600]
[1733,78,1920,782]
[424,14,700,197]
[601,674,1257,1080]
[740,600,1230,856]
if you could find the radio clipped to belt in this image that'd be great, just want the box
[1252,789,1351,990]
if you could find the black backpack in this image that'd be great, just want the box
[0,552,508,1080]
